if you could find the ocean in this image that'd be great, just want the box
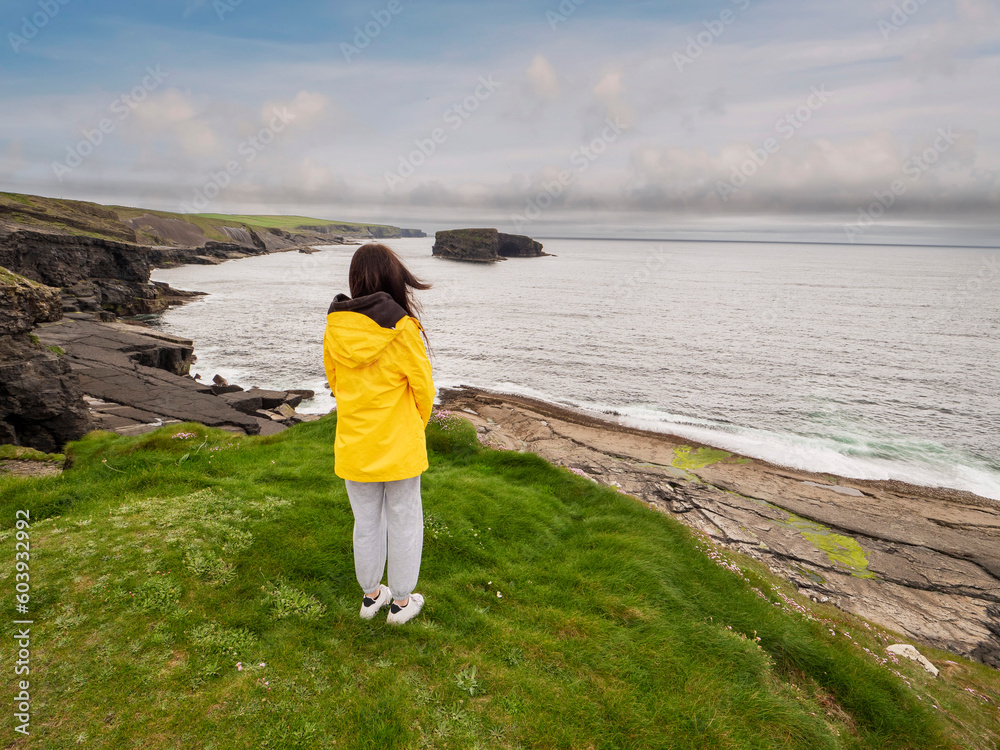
[150,237,1000,501]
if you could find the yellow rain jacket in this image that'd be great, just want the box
[323,291,434,482]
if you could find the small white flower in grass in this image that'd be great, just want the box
[259,662,266,668]
[497,591,502,598]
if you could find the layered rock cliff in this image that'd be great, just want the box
[432,228,548,262]
[0,267,91,451]
[0,228,188,317]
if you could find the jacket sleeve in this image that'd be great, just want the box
[322,323,337,399]
[400,318,434,428]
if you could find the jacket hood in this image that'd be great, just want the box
[325,291,410,367]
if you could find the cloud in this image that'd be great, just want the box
[262,90,330,130]
[0,140,26,181]
[525,54,560,99]
[6,0,999,223]
[624,129,992,212]
[592,71,634,128]
[129,89,220,159]
[282,157,336,194]
[954,0,998,23]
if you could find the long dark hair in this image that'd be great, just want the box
[349,242,432,348]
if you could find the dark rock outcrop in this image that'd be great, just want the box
[0,229,185,317]
[145,240,268,270]
[432,228,501,262]
[0,267,63,334]
[0,229,150,287]
[432,229,547,262]
[0,268,91,451]
[282,224,424,240]
[35,318,263,436]
[497,233,546,257]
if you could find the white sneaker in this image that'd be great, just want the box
[386,593,424,625]
[360,585,391,620]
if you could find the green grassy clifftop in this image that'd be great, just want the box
[0,191,424,247]
[0,413,997,748]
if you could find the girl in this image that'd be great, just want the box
[323,243,435,625]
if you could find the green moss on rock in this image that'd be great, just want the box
[673,445,732,470]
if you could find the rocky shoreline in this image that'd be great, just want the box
[34,316,318,439]
[6,221,998,671]
[0,227,337,449]
[438,385,1000,669]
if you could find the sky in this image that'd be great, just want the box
[1,0,999,239]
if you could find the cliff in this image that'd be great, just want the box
[0,191,429,449]
[0,191,424,251]
[432,228,548,262]
[497,232,546,257]
[0,191,429,314]
[0,267,91,450]
[0,228,195,317]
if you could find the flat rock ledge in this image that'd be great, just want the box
[35,317,317,438]
[438,385,1000,670]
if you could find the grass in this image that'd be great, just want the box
[0,265,48,288]
[0,191,409,247]
[0,445,64,463]
[0,413,997,748]
[192,213,399,233]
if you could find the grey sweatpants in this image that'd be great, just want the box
[344,475,423,601]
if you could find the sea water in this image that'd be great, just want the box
[151,237,1000,500]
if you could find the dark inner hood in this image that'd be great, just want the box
[328,291,408,329]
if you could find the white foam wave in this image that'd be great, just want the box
[459,381,1000,502]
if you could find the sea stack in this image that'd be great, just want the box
[432,228,548,262]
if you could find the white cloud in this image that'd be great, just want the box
[525,54,559,99]
[262,90,329,130]
[282,157,335,194]
[129,89,220,159]
[625,129,989,212]
[0,140,26,180]
[7,0,999,221]
[954,0,998,22]
[592,71,633,128]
